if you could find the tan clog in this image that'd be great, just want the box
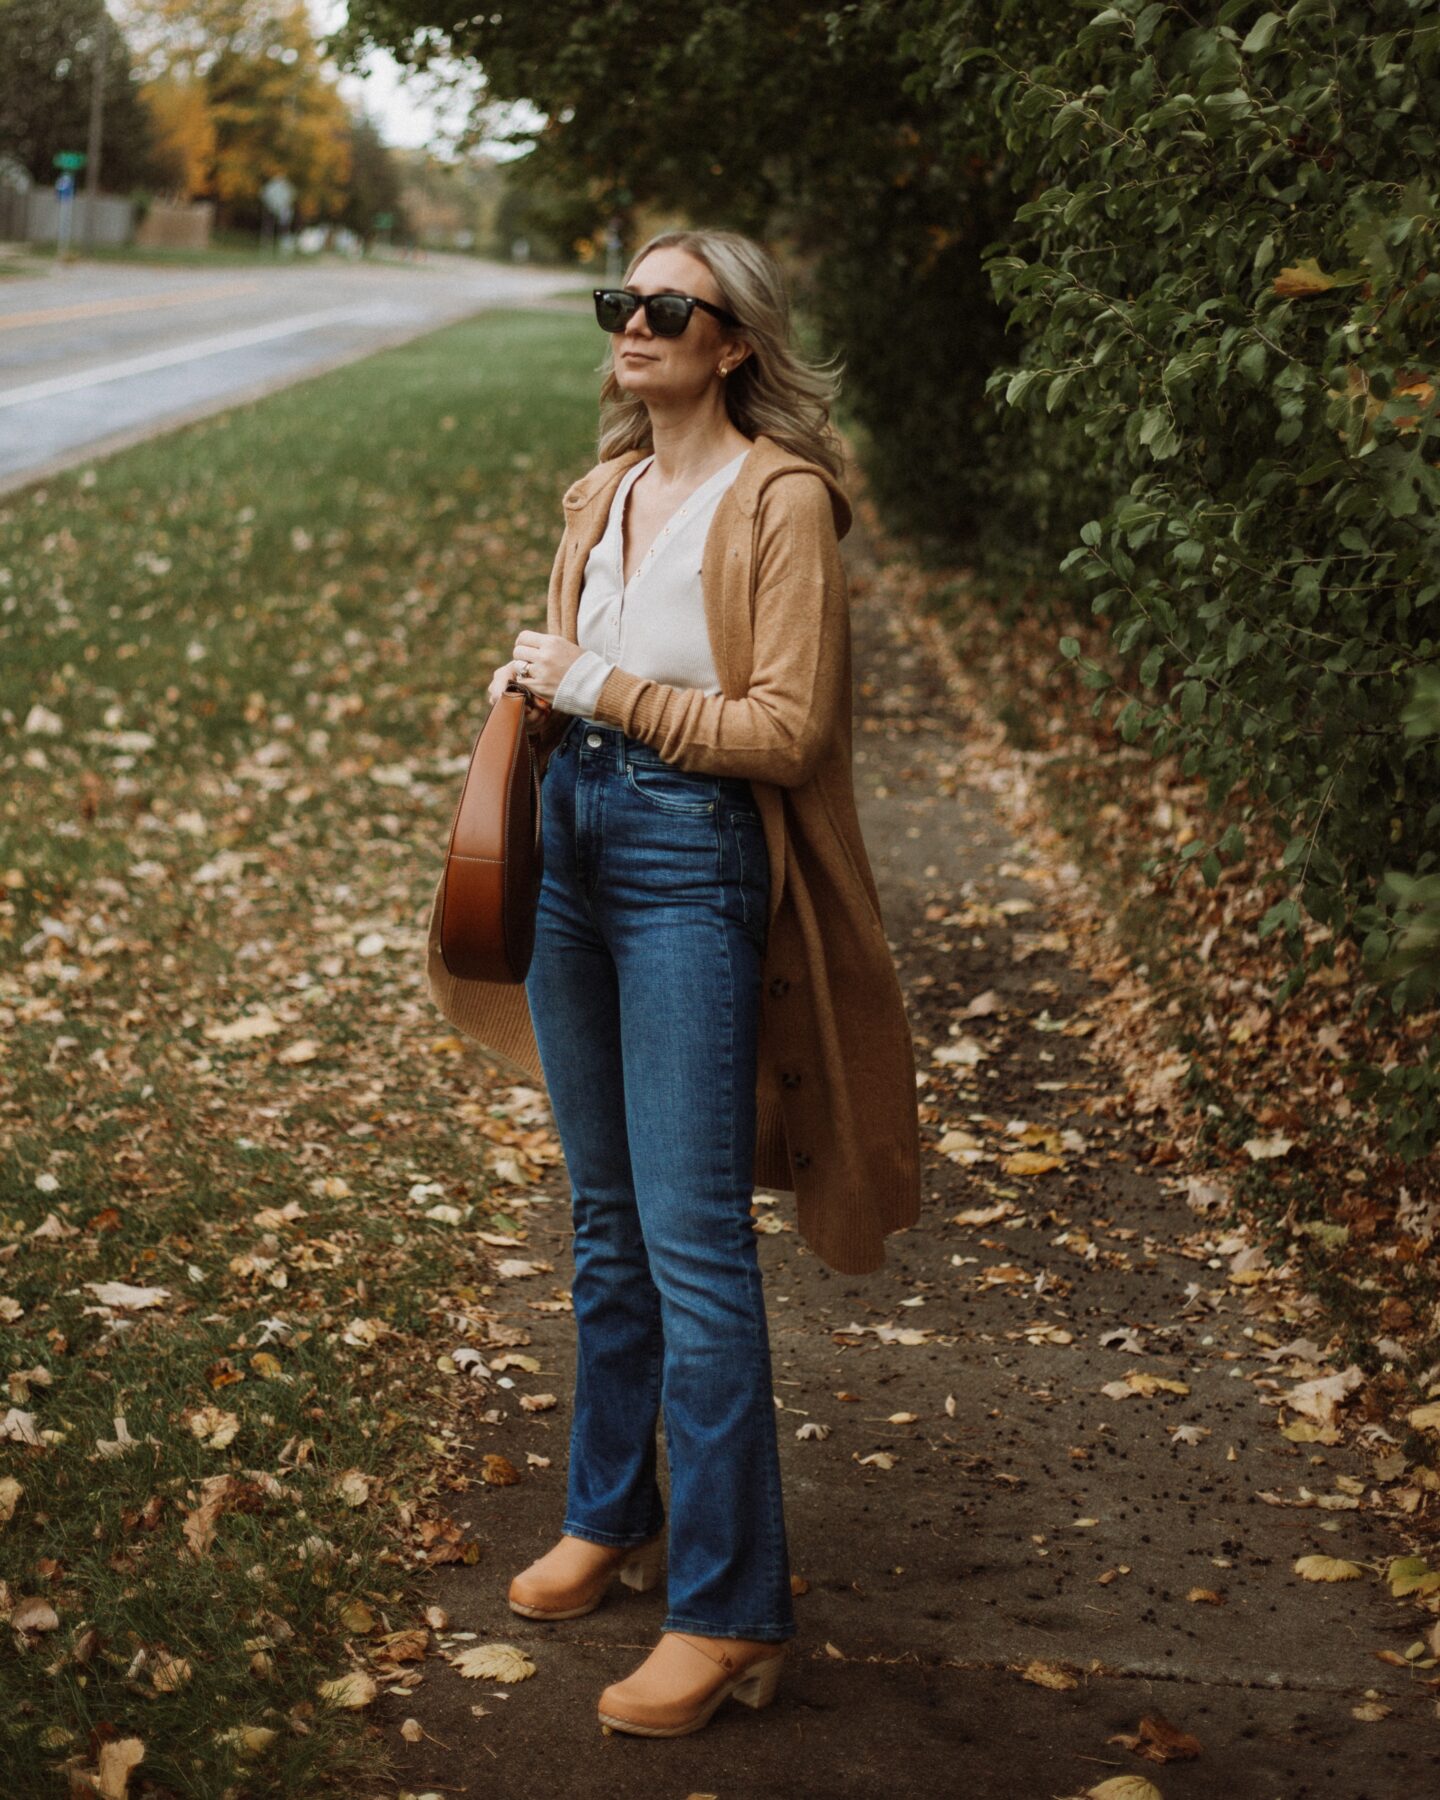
[596,1630,787,1736]
[507,1530,665,1620]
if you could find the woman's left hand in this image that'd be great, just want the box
[510,631,583,704]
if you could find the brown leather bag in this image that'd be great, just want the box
[438,682,545,983]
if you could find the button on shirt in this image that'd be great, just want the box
[551,448,751,719]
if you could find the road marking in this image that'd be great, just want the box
[0,281,263,331]
[0,308,369,409]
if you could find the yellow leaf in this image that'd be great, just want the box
[1019,1657,1077,1690]
[451,1642,536,1682]
[1001,1151,1063,1176]
[317,1670,377,1708]
[96,1736,146,1800]
[214,1725,277,1759]
[334,1469,372,1508]
[1272,258,1335,297]
[148,1651,192,1693]
[1293,1554,1365,1582]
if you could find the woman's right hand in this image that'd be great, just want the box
[488,659,553,730]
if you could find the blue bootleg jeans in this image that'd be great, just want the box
[523,711,796,1644]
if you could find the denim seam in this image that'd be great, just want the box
[559,1523,659,1550]
[660,1612,797,1643]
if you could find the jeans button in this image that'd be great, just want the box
[585,731,602,748]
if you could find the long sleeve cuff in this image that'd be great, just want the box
[551,650,617,718]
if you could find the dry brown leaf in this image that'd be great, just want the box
[1107,1711,1203,1762]
[317,1670,378,1709]
[0,1475,23,1525]
[451,1642,536,1682]
[95,1736,146,1800]
[1001,1151,1063,1176]
[185,1405,240,1449]
[1294,1554,1366,1582]
[1019,1657,1078,1690]
[334,1470,372,1508]
[10,1595,60,1632]
[148,1651,192,1693]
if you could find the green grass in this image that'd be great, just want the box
[0,309,600,1796]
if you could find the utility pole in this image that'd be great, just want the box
[84,9,109,250]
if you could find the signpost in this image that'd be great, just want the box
[260,176,296,255]
[53,154,85,257]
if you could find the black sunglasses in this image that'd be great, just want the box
[593,287,743,337]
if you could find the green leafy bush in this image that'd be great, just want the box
[925,0,1440,1148]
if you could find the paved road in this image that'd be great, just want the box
[0,254,581,491]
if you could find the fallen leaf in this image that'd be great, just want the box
[1107,1711,1203,1762]
[186,1405,240,1449]
[451,1643,536,1682]
[95,1737,146,1800]
[317,1670,378,1708]
[1294,1554,1366,1582]
[334,1469,372,1507]
[83,1281,170,1310]
[1019,1657,1077,1690]
[10,1596,60,1632]
[1243,1133,1293,1161]
[1001,1151,1063,1176]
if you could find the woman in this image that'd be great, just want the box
[424,227,921,1737]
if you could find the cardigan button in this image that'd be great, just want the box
[793,1150,812,1169]
[781,1070,801,1089]
[768,977,791,998]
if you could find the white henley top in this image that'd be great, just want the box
[550,446,751,719]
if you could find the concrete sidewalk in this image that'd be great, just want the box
[380,503,1439,1799]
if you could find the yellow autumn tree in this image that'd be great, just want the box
[138,74,216,199]
[121,0,352,221]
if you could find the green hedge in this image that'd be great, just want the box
[916,0,1440,1149]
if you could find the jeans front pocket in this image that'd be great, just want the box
[624,757,718,815]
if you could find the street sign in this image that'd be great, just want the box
[261,176,296,222]
[54,151,87,171]
[56,173,75,198]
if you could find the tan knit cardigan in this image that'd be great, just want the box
[424,432,921,1273]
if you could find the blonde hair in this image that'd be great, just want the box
[594,227,848,483]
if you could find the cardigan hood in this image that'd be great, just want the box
[561,433,853,541]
